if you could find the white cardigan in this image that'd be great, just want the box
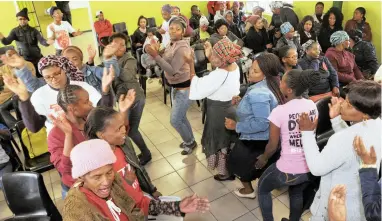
[302,116,381,221]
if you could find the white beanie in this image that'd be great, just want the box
[199,16,209,27]
[71,139,116,179]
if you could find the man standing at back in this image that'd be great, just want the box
[312,2,324,36]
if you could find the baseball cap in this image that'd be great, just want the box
[95,10,103,18]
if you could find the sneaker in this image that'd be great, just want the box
[179,142,185,148]
[138,153,152,166]
[181,141,197,155]
[233,188,256,199]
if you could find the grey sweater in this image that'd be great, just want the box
[302,116,381,221]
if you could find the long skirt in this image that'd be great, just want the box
[201,99,236,175]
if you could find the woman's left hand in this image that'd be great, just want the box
[145,44,159,57]
[298,113,318,131]
[332,87,340,97]
[224,118,236,130]
[353,136,377,165]
[119,89,136,113]
[87,44,97,62]
[180,194,210,214]
[101,66,115,93]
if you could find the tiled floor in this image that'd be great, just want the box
[1,33,314,220]
[0,80,313,221]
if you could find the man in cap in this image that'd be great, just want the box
[93,11,113,47]
[0,8,53,77]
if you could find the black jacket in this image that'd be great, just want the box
[359,168,381,221]
[298,55,339,96]
[271,5,299,29]
[299,30,317,45]
[1,25,49,62]
[131,28,146,52]
[189,15,201,30]
[228,23,242,39]
[352,41,380,75]
[318,26,341,53]
[244,27,270,54]
[190,27,214,46]
[121,137,157,195]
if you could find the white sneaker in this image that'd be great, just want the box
[234,189,256,199]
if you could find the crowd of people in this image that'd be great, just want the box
[0,1,381,221]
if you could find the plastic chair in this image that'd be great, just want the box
[14,121,54,173]
[147,17,157,28]
[315,96,335,151]
[2,171,62,221]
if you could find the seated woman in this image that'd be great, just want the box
[298,15,317,45]
[226,53,284,199]
[2,54,114,134]
[244,15,272,54]
[277,45,301,75]
[190,16,214,46]
[298,40,340,101]
[131,16,148,53]
[347,29,379,78]
[252,6,268,30]
[325,31,364,86]
[345,7,372,42]
[189,38,242,181]
[209,19,244,47]
[256,69,320,221]
[84,106,162,197]
[63,139,210,220]
[224,10,242,38]
[318,7,343,53]
[276,22,302,57]
[62,44,120,93]
[299,80,381,221]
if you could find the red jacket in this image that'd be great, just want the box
[325,47,365,84]
[47,122,86,187]
[207,1,230,15]
[94,19,113,39]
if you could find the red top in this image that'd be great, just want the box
[47,122,86,187]
[80,179,151,220]
[207,1,231,15]
[113,147,141,192]
[94,19,113,39]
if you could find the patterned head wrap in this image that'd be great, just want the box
[280,22,293,35]
[330,31,350,46]
[270,1,283,10]
[301,40,320,57]
[212,37,243,67]
[162,4,172,14]
[38,55,84,81]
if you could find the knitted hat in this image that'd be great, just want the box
[280,22,293,35]
[16,8,29,21]
[162,4,172,14]
[71,139,116,179]
[212,37,243,67]
[199,16,209,27]
[330,31,349,46]
[270,1,283,10]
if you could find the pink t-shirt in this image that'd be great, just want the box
[268,98,318,174]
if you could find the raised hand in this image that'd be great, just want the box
[49,114,72,135]
[328,97,344,119]
[87,44,97,61]
[298,112,318,131]
[3,54,26,69]
[203,41,212,58]
[353,136,377,165]
[145,44,159,57]
[2,75,29,101]
[101,66,115,94]
[102,43,119,59]
[328,185,346,221]
[180,194,210,214]
[119,89,136,113]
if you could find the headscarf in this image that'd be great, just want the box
[245,15,261,26]
[16,8,29,21]
[301,40,320,57]
[330,31,349,46]
[161,4,172,14]
[252,6,265,14]
[270,1,283,10]
[280,22,293,35]
[224,10,233,18]
[212,37,243,67]
[38,55,84,81]
[199,16,209,27]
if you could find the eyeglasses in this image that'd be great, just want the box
[43,71,62,81]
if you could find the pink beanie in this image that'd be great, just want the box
[71,139,116,179]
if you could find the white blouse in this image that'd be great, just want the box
[189,65,240,102]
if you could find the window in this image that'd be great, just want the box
[243,1,293,14]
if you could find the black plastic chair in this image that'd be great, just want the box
[147,17,157,28]
[113,22,131,51]
[14,121,53,173]
[2,172,62,221]
[194,48,209,78]
[136,48,147,96]
[315,96,335,151]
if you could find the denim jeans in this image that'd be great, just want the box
[258,163,311,221]
[61,182,69,199]
[170,88,194,144]
[128,98,151,157]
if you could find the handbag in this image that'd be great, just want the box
[21,127,48,158]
